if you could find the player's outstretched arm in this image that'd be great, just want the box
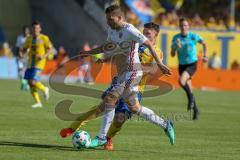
[171,48,177,57]
[171,38,181,57]
[79,41,119,57]
[200,41,208,62]
[79,45,104,57]
[20,48,29,58]
[143,39,171,76]
[40,47,54,60]
[95,57,111,63]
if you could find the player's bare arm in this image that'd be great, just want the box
[79,41,120,57]
[79,45,104,57]
[41,47,54,60]
[171,38,181,57]
[21,48,29,58]
[170,47,177,57]
[199,40,208,62]
[16,46,24,59]
[18,49,24,58]
[143,39,171,76]
[35,47,53,60]
[96,57,111,63]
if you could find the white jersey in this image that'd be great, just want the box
[16,34,28,70]
[105,23,147,75]
[16,34,27,49]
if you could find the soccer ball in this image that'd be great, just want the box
[72,130,91,149]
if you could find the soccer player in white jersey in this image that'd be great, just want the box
[77,5,175,147]
[16,26,30,91]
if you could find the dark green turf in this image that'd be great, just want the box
[0,80,239,160]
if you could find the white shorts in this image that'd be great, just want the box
[108,70,143,102]
[17,59,26,69]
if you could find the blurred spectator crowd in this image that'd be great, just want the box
[0,0,240,72]
[120,0,240,32]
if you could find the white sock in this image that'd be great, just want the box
[98,109,115,139]
[139,106,167,129]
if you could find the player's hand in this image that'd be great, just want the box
[95,59,105,63]
[202,56,208,63]
[157,63,172,76]
[19,51,24,58]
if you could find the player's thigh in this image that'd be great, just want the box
[103,79,126,106]
[24,68,35,86]
[28,79,37,86]
[179,71,191,86]
[115,98,132,120]
[125,93,141,114]
[100,92,119,111]
[104,92,119,104]
[31,68,42,84]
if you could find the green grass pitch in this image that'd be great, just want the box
[0,80,239,160]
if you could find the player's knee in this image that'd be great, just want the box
[103,94,118,110]
[126,98,141,114]
[104,94,118,104]
[114,113,126,128]
[126,97,138,106]
[129,105,141,114]
[28,80,35,87]
[179,78,186,86]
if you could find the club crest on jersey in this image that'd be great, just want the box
[37,39,43,44]
[103,41,133,52]
[119,41,131,49]
[103,42,117,52]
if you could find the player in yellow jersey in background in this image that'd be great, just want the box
[22,21,53,108]
[60,23,165,147]
[138,23,163,94]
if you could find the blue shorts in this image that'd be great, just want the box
[24,68,42,81]
[115,93,142,119]
[102,77,142,119]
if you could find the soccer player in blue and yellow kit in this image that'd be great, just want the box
[171,18,208,120]
[22,21,53,108]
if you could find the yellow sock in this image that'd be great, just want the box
[30,86,41,103]
[70,105,103,130]
[35,82,46,92]
[107,122,122,139]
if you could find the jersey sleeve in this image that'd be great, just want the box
[193,33,203,43]
[152,48,163,63]
[44,36,52,49]
[127,25,147,45]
